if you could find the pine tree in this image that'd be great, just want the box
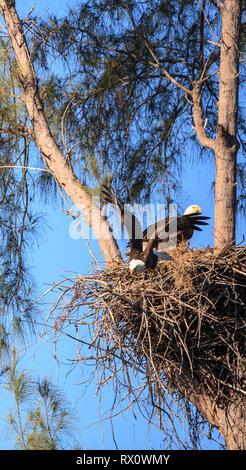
[0,0,245,450]
[4,348,80,450]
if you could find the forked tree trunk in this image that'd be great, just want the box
[214,0,241,248]
[192,0,241,249]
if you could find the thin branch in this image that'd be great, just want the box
[22,9,49,38]
[144,40,191,95]
[195,0,222,45]
[212,0,224,9]
[61,97,75,154]
[191,81,216,151]
[198,0,206,79]
[0,164,50,172]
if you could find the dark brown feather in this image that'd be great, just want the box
[102,185,158,268]
[142,213,210,251]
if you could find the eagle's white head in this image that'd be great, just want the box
[129,259,146,276]
[183,204,201,215]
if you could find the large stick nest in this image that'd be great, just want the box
[60,246,246,408]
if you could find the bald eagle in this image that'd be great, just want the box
[102,186,210,274]
[142,205,210,259]
[102,185,158,275]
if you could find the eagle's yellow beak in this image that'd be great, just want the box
[130,269,134,276]
[195,205,202,213]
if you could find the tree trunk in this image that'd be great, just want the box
[194,394,246,450]
[214,0,241,248]
[220,402,246,450]
[169,363,246,450]
[0,0,121,266]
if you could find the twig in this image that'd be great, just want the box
[0,164,50,172]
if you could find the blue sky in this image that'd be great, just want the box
[0,0,240,450]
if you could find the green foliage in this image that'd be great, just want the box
[4,349,80,450]
[25,0,244,207]
[0,39,42,327]
[0,0,244,452]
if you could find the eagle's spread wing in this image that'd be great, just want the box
[102,185,143,253]
[142,213,210,250]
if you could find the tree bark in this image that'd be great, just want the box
[214,0,241,248]
[191,392,246,450]
[0,0,121,265]
[191,0,241,249]
[193,394,246,450]
[169,363,246,449]
[192,82,216,152]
